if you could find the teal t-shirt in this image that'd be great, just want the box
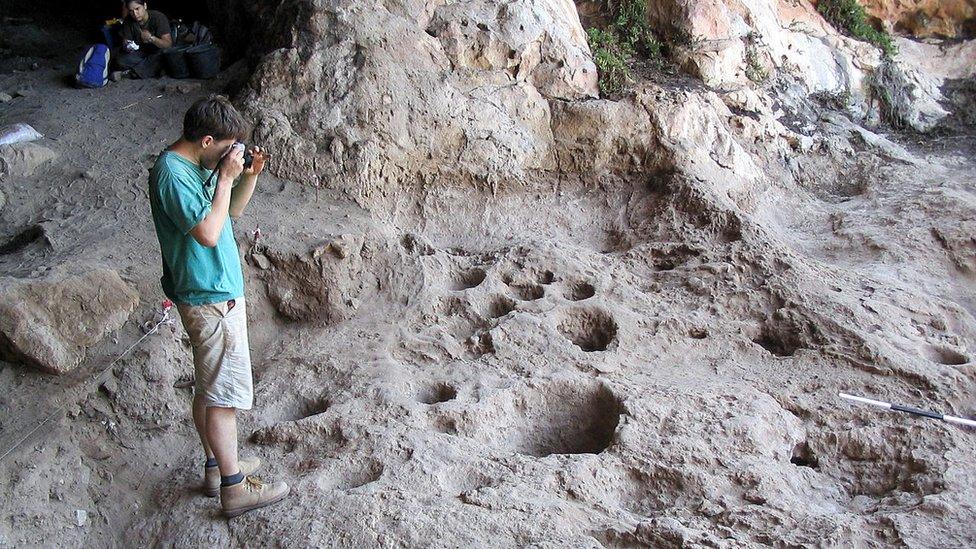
[148,150,244,306]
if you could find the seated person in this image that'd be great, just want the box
[112,0,172,80]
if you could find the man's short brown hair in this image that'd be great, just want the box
[182,95,250,142]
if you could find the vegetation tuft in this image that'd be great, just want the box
[586,0,664,95]
[817,0,897,57]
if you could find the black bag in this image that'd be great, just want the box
[171,19,214,47]
[162,46,191,78]
[185,44,221,79]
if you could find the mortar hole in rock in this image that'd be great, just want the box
[567,281,596,301]
[452,268,487,291]
[419,382,458,405]
[651,245,699,271]
[468,331,495,358]
[317,459,385,492]
[925,345,969,365]
[487,295,516,318]
[511,383,623,457]
[559,308,618,352]
[753,326,802,357]
[790,442,818,469]
[293,397,331,420]
[0,224,48,255]
[538,270,556,285]
[688,327,708,339]
[512,284,545,301]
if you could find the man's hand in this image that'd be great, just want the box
[244,146,270,177]
[140,29,154,43]
[218,146,245,184]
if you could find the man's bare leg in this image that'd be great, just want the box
[206,406,240,477]
[192,394,215,460]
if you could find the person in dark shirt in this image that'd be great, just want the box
[111,0,173,80]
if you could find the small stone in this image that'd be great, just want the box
[330,240,350,258]
[13,87,32,98]
[75,509,87,527]
[251,253,271,270]
[0,92,12,103]
[699,499,724,517]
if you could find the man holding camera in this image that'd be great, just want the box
[112,0,172,80]
[148,95,289,517]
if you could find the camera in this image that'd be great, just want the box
[232,141,254,170]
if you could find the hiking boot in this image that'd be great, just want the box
[204,456,262,497]
[220,475,290,518]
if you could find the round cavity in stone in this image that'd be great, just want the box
[418,382,458,405]
[451,268,487,291]
[467,331,495,358]
[487,295,516,318]
[566,281,596,301]
[925,345,969,365]
[558,308,618,352]
[538,270,556,285]
[790,442,818,469]
[506,383,624,457]
[512,284,545,301]
[753,326,802,357]
[688,327,708,339]
[316,459,384,492]
[296,397,330,420]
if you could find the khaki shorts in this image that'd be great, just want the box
[177,297,253,410]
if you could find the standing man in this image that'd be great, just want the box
[148,95,289,517]
[112,0,172,80]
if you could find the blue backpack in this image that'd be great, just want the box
[75,44,111,88]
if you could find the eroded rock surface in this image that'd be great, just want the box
[0,268,139,374]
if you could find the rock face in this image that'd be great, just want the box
[219,0,596,215]
[861,0,976,38]
[0,268,139,374]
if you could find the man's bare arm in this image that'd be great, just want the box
[229,147,270,218]
[190,149,244,247]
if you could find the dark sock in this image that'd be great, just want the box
[221,471,244,487]
[205,457,218,468]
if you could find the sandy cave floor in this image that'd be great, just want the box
[1,18,976,548]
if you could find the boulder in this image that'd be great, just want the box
[0,268,140,375]
[0,142,58,179]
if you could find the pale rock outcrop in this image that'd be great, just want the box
[237,0,596,215]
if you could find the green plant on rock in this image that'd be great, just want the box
[611,0,662,58]
[586,0,665,96]
[744,31,768,84]
[587,27,631,95]
[817,0,897,57]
